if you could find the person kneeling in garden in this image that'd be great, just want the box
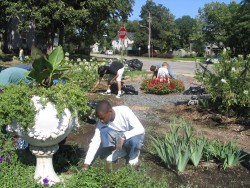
[157,62,170,83]
[150,62,176,80]
[83,100,145,169]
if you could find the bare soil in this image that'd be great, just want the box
[65,75,250,188]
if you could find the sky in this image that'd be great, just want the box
[128,0,242,20]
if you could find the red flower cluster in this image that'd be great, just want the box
[141,78,185,95]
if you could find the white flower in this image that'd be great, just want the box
[65,57,69,61]
[221,79,227,83]
[231,67,236,72]
[222,48,227,55]
[243,90,249,95]
[77,58,81,62]
[65,52,69,56]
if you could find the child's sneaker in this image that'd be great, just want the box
[116,93,122,98]
[101,91,111,95]
[116,91,124,98]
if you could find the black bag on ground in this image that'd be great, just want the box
[183,86,206,95]
[125,59,143,71]
[110,83,138,95]
[110,83,120,94]
[122,85,138,95]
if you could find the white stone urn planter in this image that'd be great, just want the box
[7,96,80,185]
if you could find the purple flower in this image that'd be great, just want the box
[0,156,3,163]
[102,186,107,188]
[5,157,10,163]
[43,178,49,185]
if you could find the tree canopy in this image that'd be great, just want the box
[133,0,177,53]
[198,1,250,55]
[0,0,134,53]
[175,16,197,49]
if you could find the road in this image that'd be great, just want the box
[91,53,200,77]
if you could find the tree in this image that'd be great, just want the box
[134,0,178,53]
[240,0,250,4]
[1,0,134,54]
[197,1,248,55]
[189,19,206,56]
[175,16,197,49]
[232,1,250,56]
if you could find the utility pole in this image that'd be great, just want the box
[148,12,151,58]
[140,12,152,58]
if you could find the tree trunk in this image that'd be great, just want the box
[46,30,55,55]
[58,26,64,47]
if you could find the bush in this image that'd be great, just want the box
[141,78,185,95]
[195,50,250,116]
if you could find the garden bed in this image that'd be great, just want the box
[64,74,250,187]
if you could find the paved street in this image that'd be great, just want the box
[91,53,201,77]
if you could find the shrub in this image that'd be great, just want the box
[141,78,185,95]
[195,50,250,116]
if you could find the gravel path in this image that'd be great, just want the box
[122,74,197,108]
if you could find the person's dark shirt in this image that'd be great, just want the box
[105,61,124,75]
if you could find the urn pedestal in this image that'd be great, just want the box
[7,96,80,185]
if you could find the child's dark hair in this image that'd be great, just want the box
[150,65,156,72]
[98,65,106,77]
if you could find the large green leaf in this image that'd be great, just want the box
[48,46,64,71]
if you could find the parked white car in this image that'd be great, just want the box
[206,55,222,64]
[105,50,113,55]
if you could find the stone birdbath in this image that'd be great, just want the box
[6,96,80,185]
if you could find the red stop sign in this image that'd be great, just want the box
[119,27,126,40]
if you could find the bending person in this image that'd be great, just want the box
[83,100,145,169]
[92,61,124,98]
[0,67,31,87]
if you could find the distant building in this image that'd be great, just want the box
[205,44,221,56]
[111,32,134,51]
[90,42,100,53]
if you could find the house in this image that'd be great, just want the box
[90,42,100,53]
[111,32,134,51]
